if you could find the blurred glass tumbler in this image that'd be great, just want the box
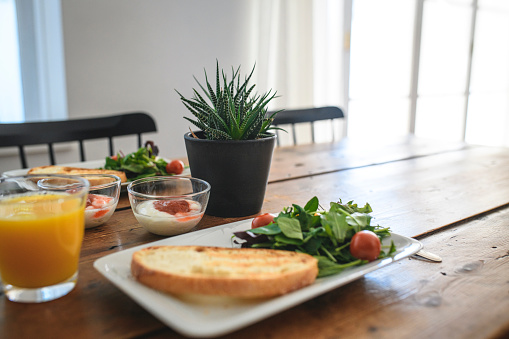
[0,175,89,303]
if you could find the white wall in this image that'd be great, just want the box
[0,0,257,173]
[63,0,257,159]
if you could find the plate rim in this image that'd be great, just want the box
[1,159,191,185]
[93,219,423,337]
[2,159,105,177]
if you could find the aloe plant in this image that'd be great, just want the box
[176,61,281,140]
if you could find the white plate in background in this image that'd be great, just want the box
[2,160,105,177]
[2,159,191,190]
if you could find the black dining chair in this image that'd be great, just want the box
[0,112,157,168]
[269,106,345,146]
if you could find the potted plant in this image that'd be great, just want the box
[177,61,281,217]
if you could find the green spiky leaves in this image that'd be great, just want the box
[177,61,280,140]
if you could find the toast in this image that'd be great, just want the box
[131,245,318,298]
[27,165,127,184]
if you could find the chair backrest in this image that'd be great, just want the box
[270,106,344,145]
[0,112,157,168]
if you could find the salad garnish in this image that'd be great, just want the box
[234,196,396,277]
[104,141,185,181]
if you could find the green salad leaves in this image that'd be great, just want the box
[234,197,396,277]
[103,142,173,181]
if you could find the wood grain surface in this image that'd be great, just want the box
[262,146,509,238]
[1,137,508,339]
[268,136,468,182]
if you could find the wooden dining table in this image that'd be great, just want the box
[1,136,508,339]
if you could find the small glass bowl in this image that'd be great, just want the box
[127,176,210,236]
[80,174,121,229]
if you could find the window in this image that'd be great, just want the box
[466,0,509,146]
[349,0,415,138]
[349,0,509,147]
[0,0,24,122]
[0,0,67,123]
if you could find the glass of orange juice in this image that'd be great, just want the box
[0,174,89,303]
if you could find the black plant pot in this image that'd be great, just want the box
[184,131,276,217]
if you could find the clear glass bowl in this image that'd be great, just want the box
[127,176,210,236]
[80,174,121,229]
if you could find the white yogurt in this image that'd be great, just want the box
[84,206,115,228]
[84,193,117,228]
[134,199,203,236]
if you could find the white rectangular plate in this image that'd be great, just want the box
[2,159,106,177]
[2,159,190,190]
[93,219,422,338]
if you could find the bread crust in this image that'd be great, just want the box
[131,245,318,298]
[28,165,127,183]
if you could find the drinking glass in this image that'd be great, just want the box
[0,175,89,303]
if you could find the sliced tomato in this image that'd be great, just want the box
[86,194,113,209]
[93,209,110,218]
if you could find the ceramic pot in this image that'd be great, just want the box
[184,131,276,217]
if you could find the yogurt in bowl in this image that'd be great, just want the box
[80,174,121,229]
[85,193,117,228]
[128,177,210,236]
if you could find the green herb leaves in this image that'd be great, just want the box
[103,142,178,181]
[321,212,348,244]
[277,217,303,240]
[237,196,396,277]
[177,61,282,140]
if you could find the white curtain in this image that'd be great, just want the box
[248,0,350,144]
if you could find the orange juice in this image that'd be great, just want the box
[0,193,85,288]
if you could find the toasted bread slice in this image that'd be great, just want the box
[131,245,318,298]
[27,165,127,184]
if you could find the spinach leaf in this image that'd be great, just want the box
[339,200,372,214]
[321,211,349,243]
[277,216,303,240]
[304,196,319,213]
[122,161,145,174]
[274,234,303,245]
[346,212,373,232]
[302,236,322,254]
[315,256,365,277]
[249,223,281,235]
[292,203,320,231]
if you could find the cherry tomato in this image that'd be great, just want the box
[251,213,275,229]
[166,159,185,175]
[110,155,118,161]
[349,230,381,262]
